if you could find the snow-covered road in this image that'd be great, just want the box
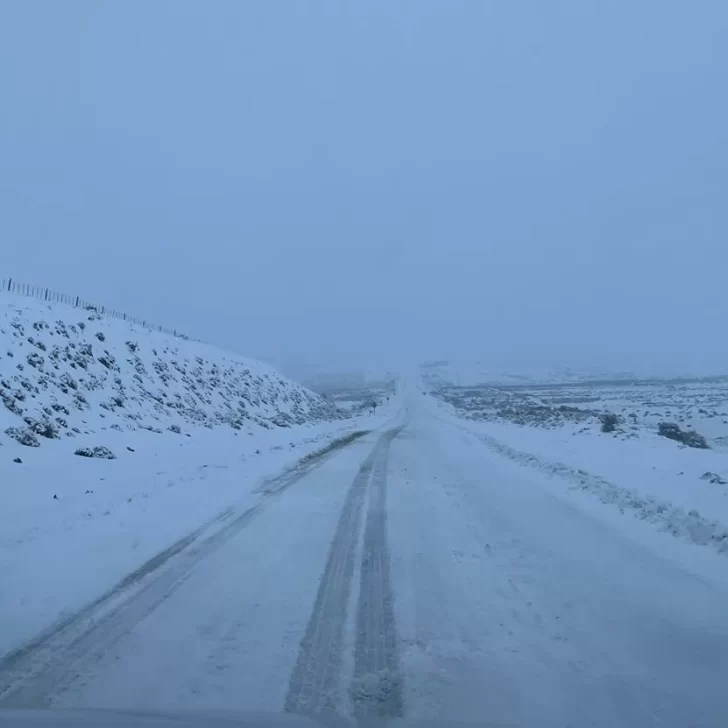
[2,391,728,726]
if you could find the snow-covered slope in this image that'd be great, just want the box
[0,291,340,451]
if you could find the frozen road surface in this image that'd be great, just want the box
[2,395,728,727]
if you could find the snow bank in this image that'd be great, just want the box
[425,386,728,556]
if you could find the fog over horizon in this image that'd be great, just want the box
[2,2,726,381]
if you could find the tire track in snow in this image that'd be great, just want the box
[285,431,398,717]
[351,428,404,719]
[0,431,370,707]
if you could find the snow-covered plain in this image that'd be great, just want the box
[421,359,643,388]
[0,291,397,657]
[423,366,728,556]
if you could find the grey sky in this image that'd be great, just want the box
[1,1,726,377]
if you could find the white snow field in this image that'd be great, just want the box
[424,366,728,556]
[1,376,728,726]
[0,290,395,657]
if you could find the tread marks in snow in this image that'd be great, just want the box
[0,434,367,706]
[284,439,381,715]
[351,428,404,718]
[285,429,404,719]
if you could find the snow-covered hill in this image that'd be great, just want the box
[0,291,341,452]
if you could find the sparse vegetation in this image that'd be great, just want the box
[658,422,709,449]
[5,427,40,447]
[24,417,60,439]
[600,412,619,433]
[74,445,117,459]
[0,295,343,457]
[701,471,727,485]
[423,374,728,455]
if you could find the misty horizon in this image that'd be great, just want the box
[2,2,726,379]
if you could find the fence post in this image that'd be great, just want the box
[2,277,187,340]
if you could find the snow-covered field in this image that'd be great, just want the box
[421,359,642,388]
[3,384,727,726]
[4,296,728,723]
[423,368,728,556]
[315,380,396,416]
[0,291,399,657]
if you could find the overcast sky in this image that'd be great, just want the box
[1,1,726,378]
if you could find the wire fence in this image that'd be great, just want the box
[1,277,190,340]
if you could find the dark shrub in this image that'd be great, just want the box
[5,427,40,447]
[74,445,116,459]
[600,412,619,433]
[658,422,709,449]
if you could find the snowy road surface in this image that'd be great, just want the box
[2,393,728,726]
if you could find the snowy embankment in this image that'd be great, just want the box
[424,381,728,556]
[0,292,398,657]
